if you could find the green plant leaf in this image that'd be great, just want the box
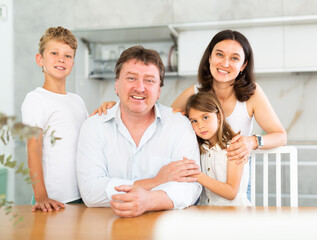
[15,162,24,174]
[4,155,16,168]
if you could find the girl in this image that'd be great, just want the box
[185,91,250,206]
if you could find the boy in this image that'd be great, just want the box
[21,26,88,212]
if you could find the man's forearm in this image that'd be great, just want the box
[133,177,161,190]
[147,190,174,211]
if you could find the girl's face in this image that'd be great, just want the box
[188,108,219,145]
[209,39,247,84]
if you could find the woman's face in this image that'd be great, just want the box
[209,39,247,84]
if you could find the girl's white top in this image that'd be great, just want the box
[198,144,251,206]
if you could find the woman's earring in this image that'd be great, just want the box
[240,71,242,75]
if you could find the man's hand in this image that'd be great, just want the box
[110,185,151,217]
[32,197,65,212]
[154,157,200,184]
[226,134,256,164]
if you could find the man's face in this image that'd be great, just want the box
[115,59,161,116]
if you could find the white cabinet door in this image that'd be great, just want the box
[284,23,317,70]
[177,26,285,75]
[178,29,218,76]
[240,26,284,72]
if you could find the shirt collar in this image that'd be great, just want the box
[102,101,162,123]
[202,143,222,152]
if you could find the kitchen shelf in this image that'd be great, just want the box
[89,71,179,80]
[169,15,317,35]
[255,68,317,74]
[178,68,317,77]
[74,25,175,44]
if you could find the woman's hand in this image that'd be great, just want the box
[172,107,185,115]
[154,157,201,184]
[90,101,117,117]
[32,197,65,212]
[226,134,257,165]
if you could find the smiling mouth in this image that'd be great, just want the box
[217,69,229,74]
[55,66,66,70]
[131,96,145,100]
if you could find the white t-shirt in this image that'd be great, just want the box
[21,87,88,203]
[199,144,251,206]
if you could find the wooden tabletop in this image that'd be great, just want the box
[1,204,317,240]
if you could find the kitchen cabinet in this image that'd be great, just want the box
[73,26,178,80]
[284,23,317,70]
[73,15,317,81]
[173,15,317,75]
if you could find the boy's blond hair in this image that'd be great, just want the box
[38,26,77,56]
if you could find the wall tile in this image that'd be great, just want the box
[173,0,283,23]
[73,0,173,29]
[255,73,317,142]
[283,0,317,16]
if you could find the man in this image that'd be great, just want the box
[76,46,202,217]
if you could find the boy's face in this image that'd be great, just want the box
[36,40,75,81]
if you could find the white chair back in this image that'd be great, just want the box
[250,146,298,207]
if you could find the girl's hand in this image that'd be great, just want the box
[154,157,201,184]
[90,101,117,117]
[32,197,65,212]
[226,134,256,165]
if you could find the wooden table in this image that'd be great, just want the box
[1,204,316,240]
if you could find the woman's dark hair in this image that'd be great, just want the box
[197,30,256,101]
[185,91,237,152]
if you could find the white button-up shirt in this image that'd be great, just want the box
[76,102,202,209]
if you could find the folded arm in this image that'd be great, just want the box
[134,157,200,190]
[194,157,245,200]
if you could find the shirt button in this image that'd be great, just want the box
[207,168,210,171]
[209,154,211,157]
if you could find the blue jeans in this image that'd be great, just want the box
[247,158,251,201]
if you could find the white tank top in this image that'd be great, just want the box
[194,84,253,136]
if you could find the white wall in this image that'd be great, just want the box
[0,0,14,202]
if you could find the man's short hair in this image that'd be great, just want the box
[115,46,165,87]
